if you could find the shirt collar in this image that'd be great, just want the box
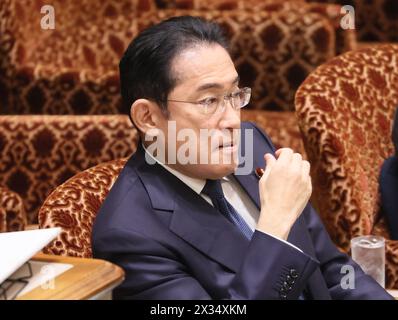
[142,143,206,195]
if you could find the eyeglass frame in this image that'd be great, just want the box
[166,87,251,115]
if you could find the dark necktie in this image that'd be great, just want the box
[202,179,253,240]
[202,178,307,300]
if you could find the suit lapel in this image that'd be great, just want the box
[170,189,251,273]
[132,143,250,273]
[233,171,261,210]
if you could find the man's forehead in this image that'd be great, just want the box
[171,44,237,86]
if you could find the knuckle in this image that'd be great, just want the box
[281,148,293,155]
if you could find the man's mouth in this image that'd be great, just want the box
[218,141,237,152]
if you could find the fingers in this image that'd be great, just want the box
[264,153,276,166]
[265,149,311,183]
[274,148,303,169]
[275,148,288,157]
[302,160,310,178]
[265,149,310,176]
[275,148,293,166]
[301,160,312,196]
[263,153,276,180]
[292,153,302,162]
[292,152,303,171]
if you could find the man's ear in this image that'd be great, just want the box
[130,99,164,137]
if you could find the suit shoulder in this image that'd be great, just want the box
[241,121,276,153]
[381,156,398,178]
[92,164,145,233]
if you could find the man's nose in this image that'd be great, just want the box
[219,99,241,129]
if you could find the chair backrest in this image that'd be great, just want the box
[152,0,356,55]
[295,44,398,250]
[1,1,342,113]
[0,185,26,232]
[308,0,398,43]
[0,208,5,232]
[0,115,139,224]
[136,8,337,112]
[38,158,128,258]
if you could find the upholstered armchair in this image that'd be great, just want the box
[295,44,398,288]
[153,0,357,55]
[137,7,337,113]
[308,0,398,43]
[38,158,128,257]
[0,185,26,232]
[0,115,139,224]
[0,0,140,115]
[0,0,347,114]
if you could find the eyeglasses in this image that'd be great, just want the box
[167,87,251,115]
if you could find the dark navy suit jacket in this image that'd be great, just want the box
[380,156,398,240]
[92,122,392,300]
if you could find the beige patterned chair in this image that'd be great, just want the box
[295,44,398,288]
[153,0,356,55]
[308,0,398,43]
[0,0,346,114]
[0,115,139,224]
[0,185,26,232]
[39,158,128,258]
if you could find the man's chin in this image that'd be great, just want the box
[205,163,239,180]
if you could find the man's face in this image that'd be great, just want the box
[153,44,241,179]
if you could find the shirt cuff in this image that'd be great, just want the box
[255,229,303,253]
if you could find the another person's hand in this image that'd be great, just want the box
[256,148,312,240]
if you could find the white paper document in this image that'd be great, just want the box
[0,228,61,284]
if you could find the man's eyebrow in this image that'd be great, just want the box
[195,75,240,92]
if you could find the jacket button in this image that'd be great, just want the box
[280,292,288,300]
[283,281,293,291]
[290,269,298,278]
[286,275,295,283]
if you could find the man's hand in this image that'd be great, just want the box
[256,148,312,240]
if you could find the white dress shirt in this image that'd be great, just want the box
[142,144,302,252]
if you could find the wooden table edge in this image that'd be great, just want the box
[17,253,125,300]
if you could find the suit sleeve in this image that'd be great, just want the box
[93,227,320,300]
[250,121,393,300]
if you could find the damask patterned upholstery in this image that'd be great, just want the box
[137,8,337,113]
[0,0,347,114]
[0,204,5,232]
[242,111,305,158]
[0,115,139,224]
[308,0,398,43]
[0,111,305,225]
[0,185,26,232]
[0,0,139,115]
[36,110,305,258]
[39,158,128,257]
[153,0,356,55]
[295,44,398,288]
